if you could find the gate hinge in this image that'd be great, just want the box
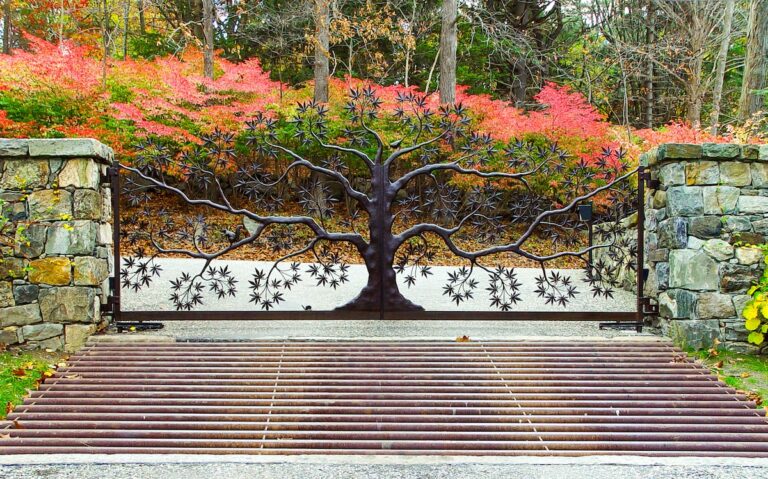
[640,297,659,316]
[100,165,119,184]
[639,170,660,189]
[100,276,119,314]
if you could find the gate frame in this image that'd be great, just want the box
[103,162,659,330]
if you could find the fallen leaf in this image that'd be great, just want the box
[64,374,81,379]
[11,419,22,429]
[714,360,724,369]
[456,335,471,342]
[11,368,26,377]
[740,372,751,378]
[0,433,10,440]
[4,402,14,415]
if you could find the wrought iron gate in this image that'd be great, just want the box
[102,89,657,329]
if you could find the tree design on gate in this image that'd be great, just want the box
[120,87,637,311]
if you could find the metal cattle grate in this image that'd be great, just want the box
[2,340,768,456]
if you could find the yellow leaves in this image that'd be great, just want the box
[746,316,761,331]
[456,335,471,342]
[743,303,758,321]
[748,331,765,346]
[740,372,752,379]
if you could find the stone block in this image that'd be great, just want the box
[28,190,72,221]
[27,139,113,162]
[720,162,751,186]
[657,217,688,249]
[0,328,20,346]
[97,224,113,245]
[731,231,765,246]
[751,162,768,187]
[703,239,734,261]
[695,293,736,319]
[667,319,720,350]
[0,281,13,307]
[735,247,763,265]
[14,223,47,258]
[21,323,63,341]
[732,294,751,317]
[719,263,759,293]
[669,249,719,290]
[72,189,102,220]
[28,257,71,286]
[0,303,42,328]
[0,139,29,156]
[39,287,97,323]
[0,159,50,189]
[760,145,768,160]
[667,186,704,216]
[73,257,109,286]
[738,195,768,215]
[689,216,723,239]
[13,284,39,304]
[656,262,669,289]
[0,257,25,280]
[57,159,100,189]
[652,190,667,209]
[702,143,740,159]
[649,248,669,263]
[742,145,760,159]
[659,143,702,160]
[27,336,65,351]
[659,289,697,319]
[702,186,739,214]
[658,163,685,187]
[725,216,753,232]
[685,161,719,185]
[45,221,97,255]
[65,324,97,352]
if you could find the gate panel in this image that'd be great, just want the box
[109,89,649,325]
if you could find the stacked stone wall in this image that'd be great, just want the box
[0,139,114,352]
[643,143,768,352]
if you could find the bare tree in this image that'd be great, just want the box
[439,0,457,104]
[314,0,330,102]
[739,0,768,121]
[2,0,11,54]
[710,0,735,134]
[202,0,214,79]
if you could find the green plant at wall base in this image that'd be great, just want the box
[742,243,768,349]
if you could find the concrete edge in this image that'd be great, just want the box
[0,454,766,467]
[89,335,666,343]
[0,138,114,163]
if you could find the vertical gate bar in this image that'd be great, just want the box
[111,159,121,323]
[635,166,645,328]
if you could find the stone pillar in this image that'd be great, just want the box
[643,143,768,352]
[0,139,114,352]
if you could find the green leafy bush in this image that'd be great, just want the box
[742,244,768,348]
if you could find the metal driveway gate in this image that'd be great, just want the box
[102,90,659,328]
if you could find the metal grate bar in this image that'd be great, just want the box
[2,339,766,457]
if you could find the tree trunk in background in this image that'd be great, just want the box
[202,0,214,79]
[2,0,11,54]
[439,0,457,104]
[710,0,735,135]
[645,1,654,128]
[101,0,108,88]
[123,1,130,59]
[314,0,330,103]
[687,53,704,128]
[138,0,145,35]
[739,0,768,121]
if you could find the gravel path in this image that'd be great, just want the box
[2,457,767,479]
